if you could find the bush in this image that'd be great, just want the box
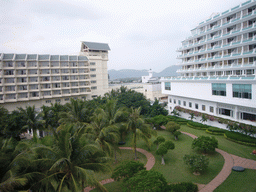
[224,131,256,147]
[166,121,181,140]
[183,154,209,174]
[124,170,167,192]
[206,127,226,135]
[111,160,145,181]
[166,182,198,192]
[187,122,209,130]
[192,136,218,153]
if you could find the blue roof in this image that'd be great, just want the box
[82,41,110,51]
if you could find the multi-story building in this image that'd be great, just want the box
[0,41,110,111]
[161,0,256,126]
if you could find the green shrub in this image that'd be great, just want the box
[224,131,256,147]
[183,154,209,174]
[187,122,209,130]
[192,136,218,153]
[206,127,226,135]
[166,182,198,192]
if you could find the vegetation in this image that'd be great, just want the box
[165,121,181,140]
[192,136,218,154]
[183,154,209,174]
[111,160,145,182]
[224,131,256,146]
[156,141,175,165]
[166,182,198,192]
[153,136,166,149]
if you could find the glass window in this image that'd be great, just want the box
[183,101,186,106]
[169,98,172,103]
[233,84,252,99]
[189,102,192,108]
[174,99,176,104]
[178,100,181,105]
[165,82,171,90]
[212,83,226,96]
[202,105,206,111]
[195,103,198,109]
[210,106,214,113]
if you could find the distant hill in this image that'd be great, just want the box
[108,65,180,80]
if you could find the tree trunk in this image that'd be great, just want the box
[161,155,165,165]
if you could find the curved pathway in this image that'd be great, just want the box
[84,147,155,192]
[181,131,256,192]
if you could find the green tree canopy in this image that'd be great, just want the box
[192,136,218,154]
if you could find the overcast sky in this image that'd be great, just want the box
[1,0,245,72]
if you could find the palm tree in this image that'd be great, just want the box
[19,105,43,139]
[127,107,156,160]
[7,124,110,192]
[59,98,88,126]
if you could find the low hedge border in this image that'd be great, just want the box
[166,182,198,192]
[224,134,256,147]
[206,129,225,135]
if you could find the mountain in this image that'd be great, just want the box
[108,65,181,80]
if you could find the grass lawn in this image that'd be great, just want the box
[214,169,256,192]
[91,181,123,192]
[180,125,256,161]
[122,130,224,184]
[93,149,147,181]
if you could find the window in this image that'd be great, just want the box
[90,68,96,71]
[55,99,61,103]
[212,83,226,96]
[195,103,198,109]
[178,100,181,105]
[210,106,214,113]
[233,84,252,99]
[183,101,186,106]
[165,82,171,90]
[90,74,96,77]
[189,102,192,108]
[219,108,233,117]
[241,112,256,121]
[90,62,96,65]
[64,98,70,101]
[46,100,51,103]
[169,98,172,103]
[91,80,96,84]
[202,105,206,111]
[91,86,97,90]
[174,99,176,104]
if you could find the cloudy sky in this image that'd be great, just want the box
[1,0,244,72]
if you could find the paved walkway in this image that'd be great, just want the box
[181,131,256,192]
[84,147,155,192]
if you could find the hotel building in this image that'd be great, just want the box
[161,0,256,126]
[0,41,110,111]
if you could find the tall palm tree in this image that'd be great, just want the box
[127,107,156,160]
[19,105,43,139]
[59,98,88,126]
[7,124,110,192]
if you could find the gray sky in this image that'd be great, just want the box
[1,0,244,72]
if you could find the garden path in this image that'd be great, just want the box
[84,147,155,192]
[181,131,256,192]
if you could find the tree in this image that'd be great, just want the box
[189,113,195,121]
[148,99,168,117]
[59,98,88,125]
[111,160,145,182]
[165,121,181,140]
[171,109,180,117]
[153,136,165,149]
[183,154,209,175]
[192,136,218,154]
[156,141,175,165]
[0,107,9,137]
[19,105,43,139]
[127,107,156,160]
[124,170,167,192]
[148,115,169,130]
[8,124,111,192]
[200,114,208,124]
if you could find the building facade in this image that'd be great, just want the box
[0,41,110,111]
[161,0,256,126]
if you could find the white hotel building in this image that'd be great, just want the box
[0,41,110,111]
[161,0,256,126]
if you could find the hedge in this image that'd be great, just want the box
[166,182,198,192]
[187,122,209,130]
[206,127,226,135]
[224,132,256,147]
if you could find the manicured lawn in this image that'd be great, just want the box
[91,181,123,192]
[180,125,256,161]
[123,130,224,184]
[93,149,147,181]
[214,169,256,192]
